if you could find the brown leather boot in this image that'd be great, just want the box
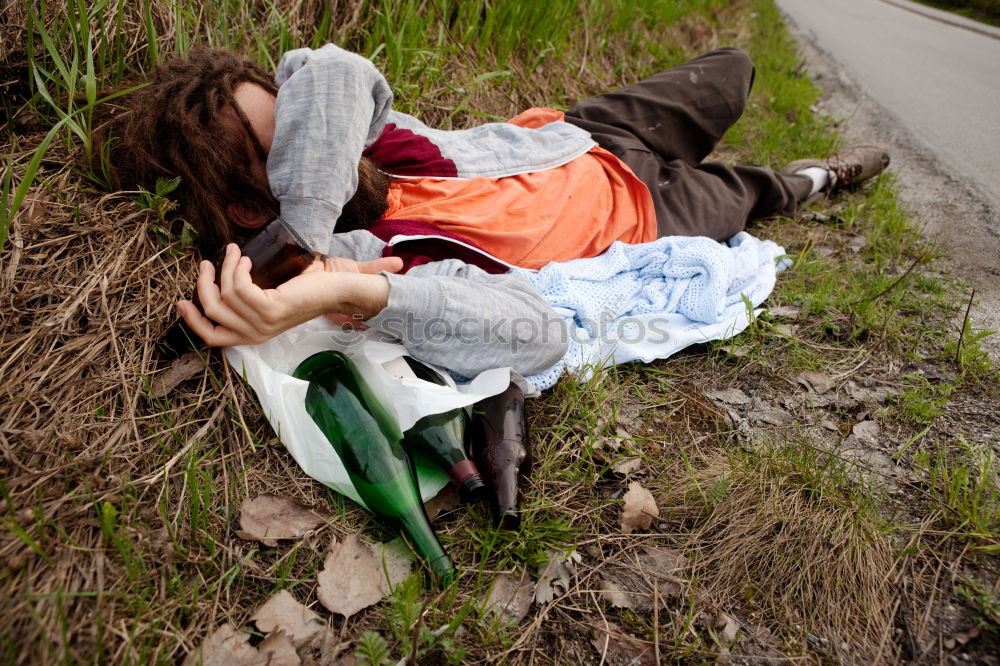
[783,144,890,195]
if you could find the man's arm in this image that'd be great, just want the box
[268,45,394,255]
[178,245,568,378]
[366,259,567,377]
[177,245,396,344]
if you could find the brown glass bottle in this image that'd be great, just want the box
[157,218,318,358]
[470,382,531,530]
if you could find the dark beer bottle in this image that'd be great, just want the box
[157,217,318,358]
[400,358,487,505]
[470,382,532,530]
[236,215,318,289]
[294,351,454,584]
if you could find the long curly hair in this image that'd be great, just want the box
[99,48,278,255]
[98,48,389,256]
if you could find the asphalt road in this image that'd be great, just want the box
[776,0,1000,359]
[775,0,1000,230]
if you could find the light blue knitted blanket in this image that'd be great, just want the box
[518,232,791,390]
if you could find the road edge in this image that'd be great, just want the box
[778,6,1000,360]
[877,0,1000,40]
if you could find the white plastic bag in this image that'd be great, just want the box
[224,317,532,508]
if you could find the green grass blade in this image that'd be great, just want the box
[82,0,98,107]
[4,517,52,565]
[81,0,98,157]
[31,9,73,89]
[30,64,69,122]
[142,0,159,69]
[0,83,149,254]
[30,65,88,147]
[111,0,129,83]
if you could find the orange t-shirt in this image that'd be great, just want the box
[383,108,657,270]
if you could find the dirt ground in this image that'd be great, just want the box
[781,14,1000,362]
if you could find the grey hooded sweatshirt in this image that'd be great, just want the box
[265,45,593,377]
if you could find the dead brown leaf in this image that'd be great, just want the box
[483,570,535,622]
[150,351,205,398]
[640,546,687,577]
[715,613,740,644]
[847,383,894,404]
[26,197,50,225]
[182,624,258,666]
[797,370,835,395]
[183,624,305,666]
[257,630,301,666]
[944,626,981,649]
[768,304,801,318]
[621,482,659,534]
[847,234,869,253]
[721,342,752,357]
[705,388,751,406]
[236,495,327,547]
[317,534,385,617]
[535,549,579,604]
[598,546,688,611]
[957,626,981,645]
[589,620,656,665]
[598,580,632,609]
[251,590,324,647]
[774,323,798,337]
[593,435,622,453]
[612,456,642,476]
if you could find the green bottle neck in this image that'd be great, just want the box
[395,505,453,582]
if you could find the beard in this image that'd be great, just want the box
[336,156,392,233]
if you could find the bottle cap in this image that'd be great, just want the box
[458,475,488,505]
[449,460,488,503]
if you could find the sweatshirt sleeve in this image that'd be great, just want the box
[268,45,394,255]
[364,259,568,378]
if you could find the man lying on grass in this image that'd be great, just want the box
[104,44,888,377]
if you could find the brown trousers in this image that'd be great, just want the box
[564,48,812,241]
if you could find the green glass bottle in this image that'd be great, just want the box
[294,351,454,584]
[401,358,487,504]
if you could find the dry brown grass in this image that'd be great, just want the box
[1,159,250,661]
[662,447,898,662]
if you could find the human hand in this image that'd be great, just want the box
[177,244,402,346]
